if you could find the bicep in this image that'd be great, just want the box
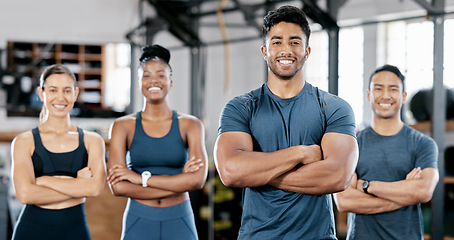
[214,131,253,162]
[187,120,207,159]
[186,120,208,173]
[11,136,36,193]
[321,132,358,174]
[107,122,129,169]
[86,134,106,177]
[420,167,439,192]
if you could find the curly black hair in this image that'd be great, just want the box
[139,44,171,64]
[262,5,311,45]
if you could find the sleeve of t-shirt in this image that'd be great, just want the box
[218,96,251,135]
[413,132,438,170]
[324,95,357,138]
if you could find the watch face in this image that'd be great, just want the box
[362,181,369,189]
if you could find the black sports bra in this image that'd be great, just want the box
[31,127,88,178]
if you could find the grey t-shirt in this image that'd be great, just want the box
[218,83,356,239]
[348,125,438,240]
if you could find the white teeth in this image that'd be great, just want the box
[148,87,161,91]
[53,104,66,110]
[379,103,391,107]
[279,60,293,64]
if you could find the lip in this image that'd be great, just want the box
[377,102,393,108]
[147,86,162,91]
[52,103,68,110]
[277,57,296,66]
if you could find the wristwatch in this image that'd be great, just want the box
[362,180,370,194]
[142,171,152,187]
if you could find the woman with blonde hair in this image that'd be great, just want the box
[11,64,106,240]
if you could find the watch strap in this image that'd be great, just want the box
[142,171,152,187]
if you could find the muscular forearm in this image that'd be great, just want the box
[216,145,319,187]
[269,132,358,194]
[269,159,348,194]
[109,181,178,200]
[334,188,402,214]
[368,178,435,206]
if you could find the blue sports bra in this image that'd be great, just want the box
[128,111,188,175]
[31,127,88,178]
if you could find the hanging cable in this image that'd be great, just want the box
[216,0,230,91]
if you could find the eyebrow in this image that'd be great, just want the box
[373,83,400,88]
[48,86,73,89]
[270,36,303,41]
[143,69,166,74]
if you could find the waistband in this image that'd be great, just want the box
[18,203,87,227]
[126,199,193,221]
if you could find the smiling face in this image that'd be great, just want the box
[139,59,172,102]
[261,21,310,80]
[368,71,407,120]
[38,73,79,118]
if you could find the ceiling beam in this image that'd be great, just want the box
[301,0,339,30]
[413,0,445,14]
[148,0,204,47]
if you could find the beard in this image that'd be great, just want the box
[372,107,400,120]
[267,55,306,80]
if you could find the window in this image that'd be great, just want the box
[104,43,131,112]
[386,18,453,124]
[339,27,364,125]
[305,27,364,125]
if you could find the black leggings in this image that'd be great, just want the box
[12,203,91,240]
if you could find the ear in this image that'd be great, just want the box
[170,80,173,88]
[366,89,371,102]
[402,91,407,104]
[305,46,311,60]
[260,45,267,61]
[74,87,80,100]
[38,87,44,102]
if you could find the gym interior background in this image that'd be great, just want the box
[0,0,453,239]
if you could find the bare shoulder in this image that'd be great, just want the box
[83,130,104,141]
[177,112,203,129]
[111,113,137,129]
[113,113,137,128]
[12,130,34,156]
[13,130,34,147]
[81,129,105,148]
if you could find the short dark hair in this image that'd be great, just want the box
[369,64,405,91]
[262,5,311,45]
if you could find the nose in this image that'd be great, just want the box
[279,42,293,56]
[57,90,65,100]
[382,89,392,99]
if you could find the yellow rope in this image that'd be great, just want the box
[216,0,230,91]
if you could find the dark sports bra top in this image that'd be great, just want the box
[128,110,188,175]
[31,127,88,178]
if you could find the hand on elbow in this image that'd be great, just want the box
[300,145,323,165]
